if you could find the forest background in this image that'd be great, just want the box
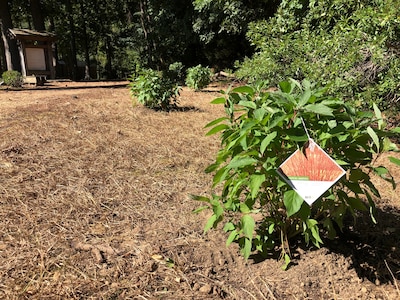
[1,0,400,110]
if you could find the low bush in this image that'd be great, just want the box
[129,69,181,110]
[185,65,212,91]
[2,70,23,87]
[194,79,400,268]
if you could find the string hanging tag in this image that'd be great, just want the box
[301,117,311,141]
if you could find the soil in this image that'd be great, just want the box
[0,80,399,299]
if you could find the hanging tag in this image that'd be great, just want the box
[276,139,346,206]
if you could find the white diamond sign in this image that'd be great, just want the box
[276,139,346,206]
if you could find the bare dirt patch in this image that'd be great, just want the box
[0,81,399,299]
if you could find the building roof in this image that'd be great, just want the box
[8,28,57,41]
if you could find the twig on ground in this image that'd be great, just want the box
[384,259,400,297]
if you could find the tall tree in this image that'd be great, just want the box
[79,0,91,79]
[29,0,45,30]
[65,0,78,80]
[0,0,21,71]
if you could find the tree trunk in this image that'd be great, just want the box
[79,0,91,80]
[0,35,5,74]
[105,35,113,79]
[0,0,21,72]
[66,0,78,80]
[139,0,155,68]
[29,0,46,31]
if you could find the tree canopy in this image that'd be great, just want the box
[0,0,278,79]
[1,0,399,111]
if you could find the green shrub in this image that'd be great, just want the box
[185,65,212,91]
[236,0,400,111]
[129,69,181,110]
[2,70,23,87]
[194,79,399,268]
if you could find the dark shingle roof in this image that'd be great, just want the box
[9,28,57,41]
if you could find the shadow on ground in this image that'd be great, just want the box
[324,204,400,285]
[249,204,400,286]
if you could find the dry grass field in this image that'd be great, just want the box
[0,81,399,299]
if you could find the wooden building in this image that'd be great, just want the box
[8,28,56,83]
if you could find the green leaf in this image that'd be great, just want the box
[192,206,209,214]
[253,108,266,121]
[260,131,277,154]
[335,160,349,166]
[281,253,291,270]
[390,127,400,134]
[204,214,218,233]
[205,161,221,173]
[372,166,395,189]
[241,237,252,260]
[228,157,257,169]
[284,190,304,217]
[211,97,226,104]
[297,88,312,108]
[367,126,380,152]
[250,174,266,199]
[190,194,210,203]
[279,80,292,93]
[389,156,400,166]
[323,219,337,240]
[232,86,254,94]
[268,223,275,234]
[205,117,228,128]
[297,201,311,221]
[373,166,389,177]
[305,219,323,246]
[238,100,257,109]
[383,138,398,152]
[304,103,333,116]
[241,215,255,239]
[346,197,367,211]
[373,103,385,130]
[239,203,251,213]
[211,199,224,218]
[223,222,235,232]
[226,230,238,246]
[364,189,377,224]
[206,124,229,136]
[212,167,229,186]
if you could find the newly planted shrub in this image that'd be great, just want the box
[185,65,212,91]
[194,79,399,268]
[129,69,181,110]
[2,70,23,87]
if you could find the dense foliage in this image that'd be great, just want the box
[129,69,181,110]
[185,65,212,91]
[192,0,279,69]
[195,79,400,268]
[1,0,280,79]
[236,0,400,110]
[1,70,23,87]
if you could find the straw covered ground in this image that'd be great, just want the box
[0,81,399,299]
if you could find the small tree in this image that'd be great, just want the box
[185,65,212,91]
[129,69,181,110]
[194,79,400,268]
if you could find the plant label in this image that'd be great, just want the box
[276,139,346,206]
